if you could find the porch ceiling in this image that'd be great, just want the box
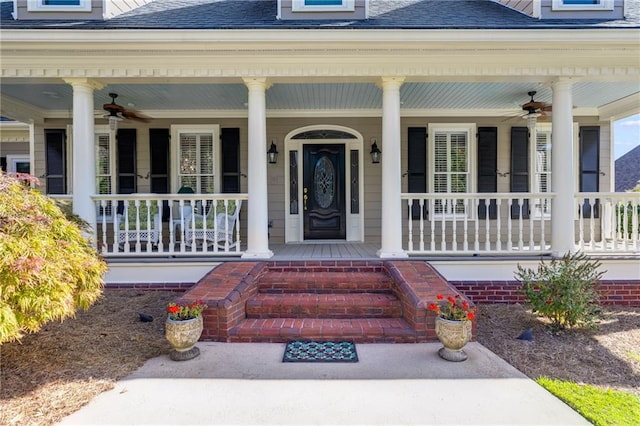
[1,80,639,122]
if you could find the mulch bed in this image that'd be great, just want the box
[0,290,177,426]
[476,303,640,396]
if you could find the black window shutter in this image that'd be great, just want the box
[45,129,66,194]
[407,127,427,220]
[221,128,240,193]
[116,129,137,194]
[477,127,498,219]
[579,126,600,219]
[149,128,170,194]
[510,127,530,219]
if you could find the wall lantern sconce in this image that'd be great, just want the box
[370,139,381,164]
[267,140,279,164]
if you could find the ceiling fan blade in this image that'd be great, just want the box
[121,108,151,123]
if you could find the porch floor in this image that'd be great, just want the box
[269,243,380,260]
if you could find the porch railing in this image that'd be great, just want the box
[576,193,639,254]
[90,193,247,257]
[402,192,640,255]
[401,193,554,255]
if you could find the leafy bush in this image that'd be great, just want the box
[515,252,604,331]
[0,172,106,344]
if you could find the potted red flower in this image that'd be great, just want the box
[428,294,476,362]
[165,300,207,361]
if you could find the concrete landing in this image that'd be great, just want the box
[60,342,588,425]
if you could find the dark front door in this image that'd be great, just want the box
[303,144,346,240]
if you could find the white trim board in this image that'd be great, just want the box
[431,259,640,281]
[104,262,221,284]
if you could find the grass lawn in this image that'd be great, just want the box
[537,377,640,426]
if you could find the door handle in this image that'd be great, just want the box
[304,187,308,211]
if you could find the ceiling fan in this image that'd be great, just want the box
[520,91,552,128]
[103,92,150,130]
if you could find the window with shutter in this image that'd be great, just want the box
[428,124,475,216]
[96,131,114,217]
[533,129,552,217]
[172,125,220,194]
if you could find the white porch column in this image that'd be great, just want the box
[551,78,576,256]
[64,78,103,233]
[242,78,273,258]
[377,77,408,258]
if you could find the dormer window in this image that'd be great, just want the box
[27,0,91,12]
[552,0,614,10]
[291,0,355,12]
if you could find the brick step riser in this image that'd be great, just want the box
[228,318,426,344]
[228,336,420,343]
[246,305,403,319]
[258,283,393,294]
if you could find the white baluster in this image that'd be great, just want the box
[429,199,435,252]
[495,198,501,252]
[473,198,480,252]
[418,199,425,252]
[407,198,414,252]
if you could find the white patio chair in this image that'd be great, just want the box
[171,203,194,241]
[184,200,242,250]
[114,202,162,248]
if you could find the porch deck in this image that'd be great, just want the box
[270,243,379,260]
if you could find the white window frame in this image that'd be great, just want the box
[27,0,91,12]
[170,125,221,194]
[531,124,553,218]
[94,125,116,220]
[427,123,476,219]
[5,155,30,173]
[552,0,614,11]
[292,0,355,12]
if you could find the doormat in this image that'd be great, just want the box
[283,340,358,363]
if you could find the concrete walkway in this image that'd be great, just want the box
[60,342,588,425]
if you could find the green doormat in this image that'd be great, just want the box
[283,340,358,363]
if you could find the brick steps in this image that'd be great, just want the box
[257,271,393,294]
[228,264,420,343]
[246,293,402,318]
[182,261,476,343]
[229,317,419,343]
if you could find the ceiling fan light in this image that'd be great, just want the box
[109,115,120,131]
[525,112,540,130]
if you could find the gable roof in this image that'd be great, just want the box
[615,145,640,192]
[1,0,638,30]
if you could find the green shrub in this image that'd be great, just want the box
[0,172,107,344]
[515,252,604,331]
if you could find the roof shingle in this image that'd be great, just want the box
[1,0,638,30]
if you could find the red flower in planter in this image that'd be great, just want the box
[167,300,208,321]
[428,294,475,321]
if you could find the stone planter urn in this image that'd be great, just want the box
[165,315,203,361]
[435,316,472,362]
